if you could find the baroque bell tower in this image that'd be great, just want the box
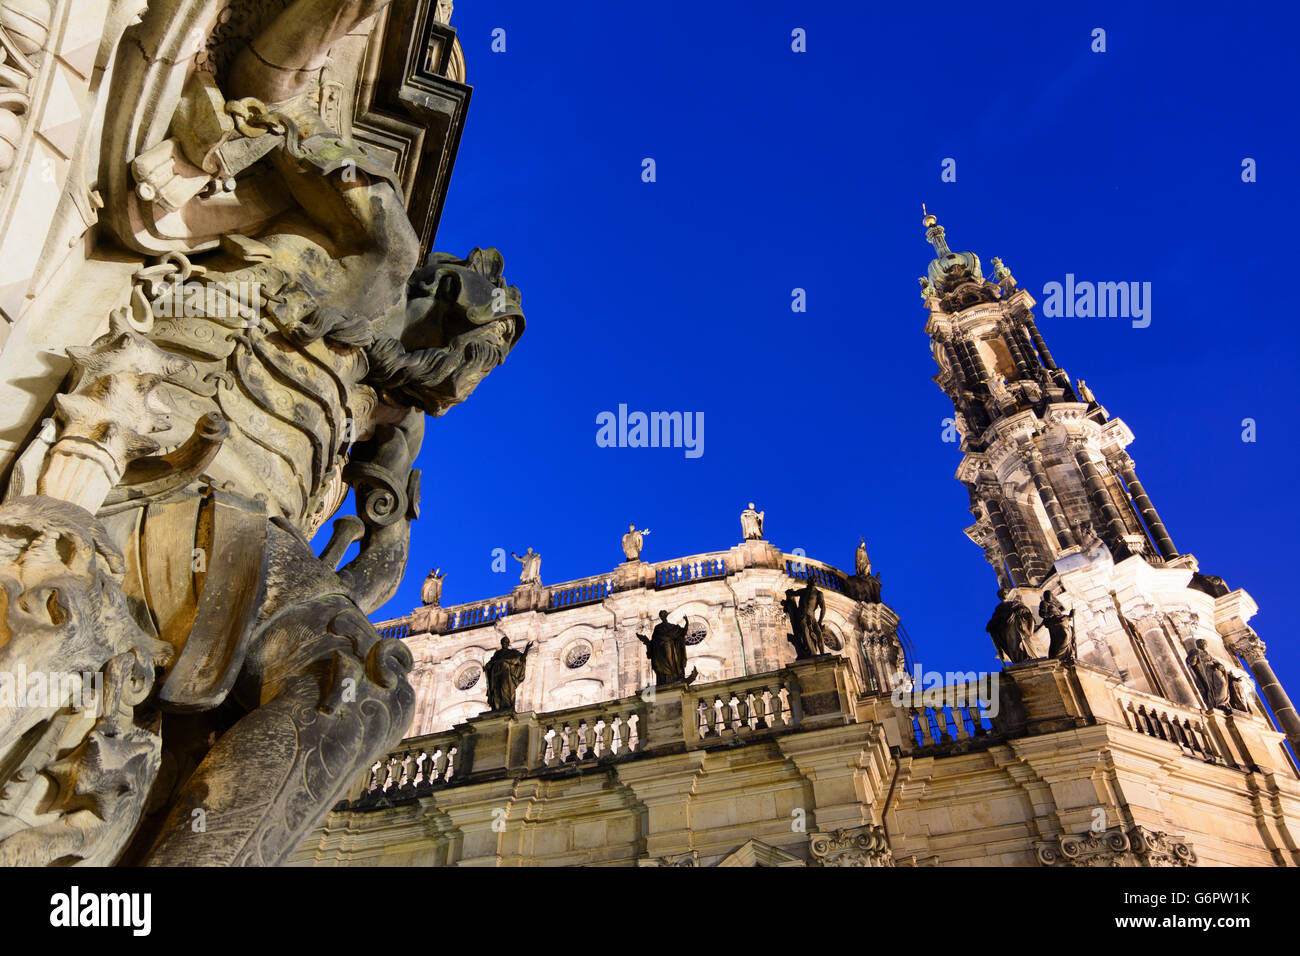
[919,207,1300,752]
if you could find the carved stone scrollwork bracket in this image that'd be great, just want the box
[808,825,894,867]
[1036,825,1197,867]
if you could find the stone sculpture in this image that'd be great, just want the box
[1187,639,1231,710]
[421,568,445,607]
[1039,590,1075,659]
[512,547,541,585]
[852,537,883,603]
[637,611,698,686]
[986,589,1034,664]
[484,637,534,713]
[0,0,524,867]
[782,578,827,659]
[855,538,871,577]
[740,502,764,540]
[622,524,650,561]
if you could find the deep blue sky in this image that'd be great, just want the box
[346,1,1299,689]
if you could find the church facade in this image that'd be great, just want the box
[291,213,1300,867]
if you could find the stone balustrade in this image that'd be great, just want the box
[654,555,727,588]
[357,729,468,805]
[1112,685,1225,765]
[341,655,858,808]
[539,700,646,766]
[445,599,509,632]
[902,694,994,750]
[547,575,614,611]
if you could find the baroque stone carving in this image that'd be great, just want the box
[512,547,541,585]
[0,0,524,866]
[740,502,764,540]
[1036,825,1197,867]
[621,523,649,561]
[986,588,1033,663]
[808,825,894,867]
[781,577,827,659]
[483,637,533,713]
[637,610,698,686]
[1187,638,1231,710]
[1039,589,1075,659]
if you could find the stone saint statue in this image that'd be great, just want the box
[420,568,445,607]
[986,589,1034,663]
[740,502,765,540]
[637,611,698,686]
[1187,639,1231,710]
[1226,665,1253,712]
[622,524,650,561]
[782,578,827,659]
[511,548,541,585]
[1039,590,1075,659]
[852,537,883,604]
[484,637,535,712]
[855,538,871,577]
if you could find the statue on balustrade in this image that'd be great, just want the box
[484,637,535,712]
[421,567,445,606]
[0,0,525,866]
[637,611,698,686]
[1039,590,1075,659]
[740,502,765,540]
[852,537,883,604]
[622,524,650,561]
[1187,639,1231,711]
[782,577,827,659]
[512,547,542,585]
[986,589,1034,664]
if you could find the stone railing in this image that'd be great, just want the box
[547,574,614,611]
[1112,686,1225,765]
[445,599,509,632]
[653,553,727,588]
[375,618,410,640]
[539,699,646,766]
[340,656,856,808]
[694,677,797,741]
[355,728,469,805]
[903,697,994,750]
[783,555,851,595]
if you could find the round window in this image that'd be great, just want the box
[685,618,708,645]
[822,626,843,651]
[564,642,592,669]
[454,664,481,691]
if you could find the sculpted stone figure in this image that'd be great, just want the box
[484,637,534,713]
[852,537,883,603]
[0,0,525,866]
[1039,590,1075,659]
[637,611,698,686]
[1187,639,1231,710]
[740,502,765,540]
[622,524,650,561]
[421,568,445,607]
[782,578,827,659]
[986,589,1034,664]
[512,547,541,585]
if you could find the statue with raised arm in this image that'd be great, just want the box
[986,589,1034,664]
[512,547,541,585]
[484,637,534,712]
[637,611,698,686]
[783,578,827,659]
[741,502,765,540]
[622,524,650,561]
[0,0,525,867]
[421,568,445,607]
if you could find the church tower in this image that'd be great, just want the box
[919,208,1300,752]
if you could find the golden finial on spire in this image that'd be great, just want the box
[922,203,937,228]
